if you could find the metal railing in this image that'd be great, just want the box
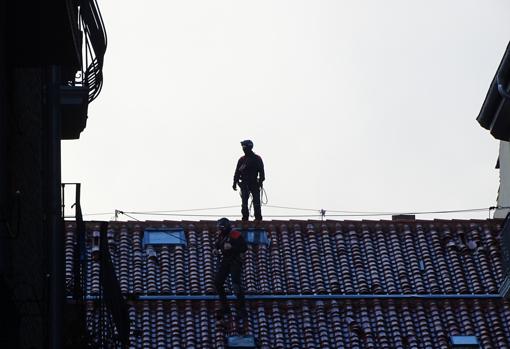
[65,0,107,103]
[61,183,86,299]
[62,185,130,348]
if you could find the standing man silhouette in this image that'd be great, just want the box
[232,140,265,222]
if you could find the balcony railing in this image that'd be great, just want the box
[62,0,107,139]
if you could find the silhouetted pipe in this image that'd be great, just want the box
[0,0,8,275]
[47,65,63,349]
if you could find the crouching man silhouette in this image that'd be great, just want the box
[214,217,248,321]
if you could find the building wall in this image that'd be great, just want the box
[1,1,89,347]
[1,68,48,348]
[496,141,510,219]
[0,6,18,346]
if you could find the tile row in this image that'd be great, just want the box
[84,298,510,349]
[65,220,504,296]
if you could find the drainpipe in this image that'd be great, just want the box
[0,0,8,275]
[47,65,63,349]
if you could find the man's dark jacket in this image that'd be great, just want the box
[215,230,247,263]
[233,151,265,185]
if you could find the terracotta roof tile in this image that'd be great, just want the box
[65,219,509,348]
[80,299,510,348]
[66,220,508,296]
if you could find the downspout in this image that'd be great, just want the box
[47,65,63,349]
[0,0,9,276]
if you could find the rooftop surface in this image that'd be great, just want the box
[66,219,510,348]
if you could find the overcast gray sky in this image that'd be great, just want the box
[62,0,510,222]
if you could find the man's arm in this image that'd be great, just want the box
[258,156,265,184]
[233,157,242,190]
[215,236,222,251]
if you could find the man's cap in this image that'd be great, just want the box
[217,217,232,232]
[240,140,253,148]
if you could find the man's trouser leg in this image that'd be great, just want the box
[215,262,230,315]
[231,262,247,318]
[241,184,250,221]
[250,184,262,221]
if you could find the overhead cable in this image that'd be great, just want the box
[83,205,508,220]
[122,205,239,214]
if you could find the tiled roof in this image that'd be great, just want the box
[111,298,510,349]
[83,298,510,349]
[66,220,504,296]
[66,219,509,348]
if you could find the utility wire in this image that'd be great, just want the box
[264,205,320,212]
[81,212,113,216]
[123,212,239,218]
[122,205,239,214]
[325,207,496,217]
[83,205,508,220]
[116,211,141,221]
[264,205,495,215]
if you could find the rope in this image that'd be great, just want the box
[261,187,268,205]
[249,194,254,219]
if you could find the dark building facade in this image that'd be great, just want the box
[0,1,105,347]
